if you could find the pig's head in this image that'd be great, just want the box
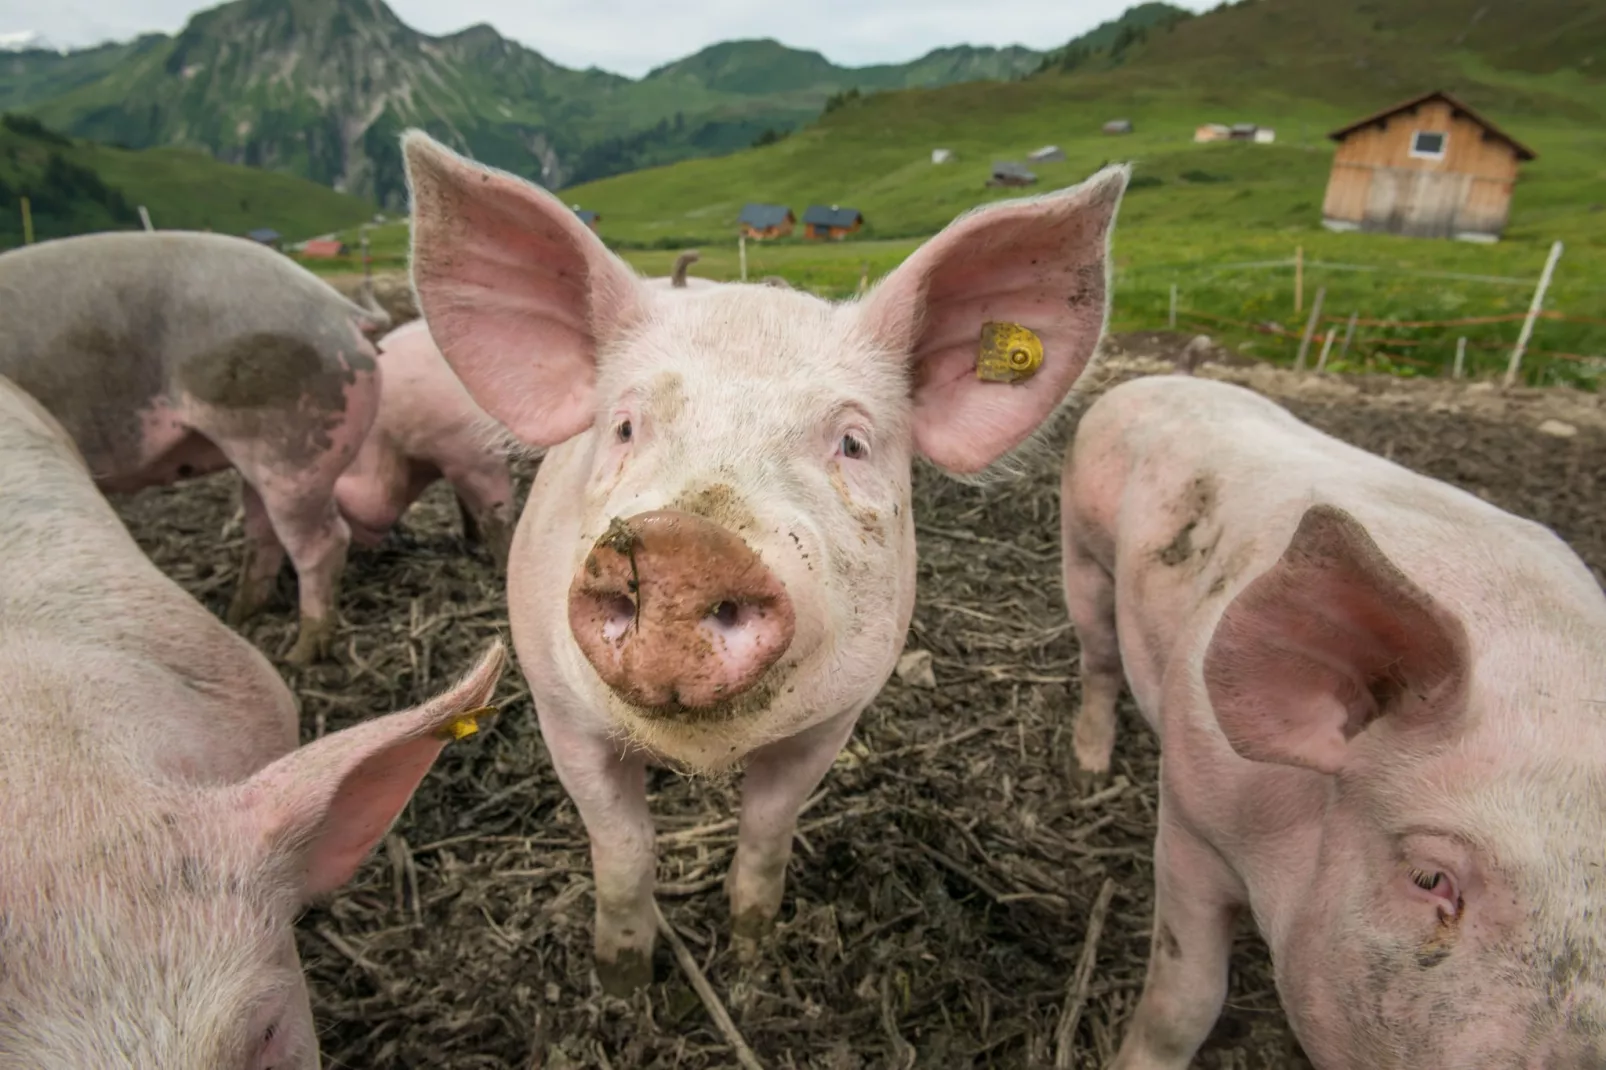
[0,642,506,1070]
[1203,504,1606,1068]
[401,131,1126,771]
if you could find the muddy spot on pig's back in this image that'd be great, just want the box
[1155,472,1220,570]
[177,332,343,411]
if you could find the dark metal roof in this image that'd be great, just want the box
[991,161,1036,179]
[246,228,281,242]
[1326,90,1537,161]
[573,209,599,224]
[802,205,862,228]
[739,203,794,228]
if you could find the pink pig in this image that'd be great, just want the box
[334,319,518,569]
[0,372,507,1068]
[400,129,1129,991]
[1060,373,1606,1069]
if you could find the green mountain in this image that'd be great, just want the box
[0,0,1072,206]
[548,0,1602,244]
[0,111,377,248]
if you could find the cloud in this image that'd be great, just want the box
[0,0,1215,77]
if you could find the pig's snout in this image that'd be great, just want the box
[568,510,796,713]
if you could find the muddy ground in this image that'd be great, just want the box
[115,324,1605,1069]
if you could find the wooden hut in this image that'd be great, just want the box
[801,205,863,240]
[1321,90,1536,242]
[738,203,795,239]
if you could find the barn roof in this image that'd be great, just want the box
[739,203,794,228]
[802,205,862,227]
[300,239,346,257]
[246,228,281,243]
[573,208,599,224]
[991,160,1036,180]
[1326,90,1537,162]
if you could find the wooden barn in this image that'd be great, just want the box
[801,205,863,240]
[572,207,600,232]
[299,238,347,259]
[1321,90,1537,242]
[739,203,795,239]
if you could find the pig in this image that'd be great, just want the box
[334,319,519,569]
[400,128,1129,992]
[0,230,391,665]
[0,370,507,1069]
[1058,373,1606,1068]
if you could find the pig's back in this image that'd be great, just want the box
[0,231,373,462]
[0,376,297,784]
[374,319,499,450]
[1085,374,1602,630]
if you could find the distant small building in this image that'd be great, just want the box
[1194,123,1230,143]
[1103,119,1134,135]
[1254,127,1276,144]
[931,148,954,164]
[1026,145,1065,163]
[738,203,795,239]
[572,207,600,231]
[801,205,863,240]
[246,228,282,248]
[1228,123,1259,141]
[1321,89,1536,243]
[300,239,347,259]
[988,161,1037,188]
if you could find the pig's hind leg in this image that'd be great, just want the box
[225,480,288,627]
[1061,522,1125,779]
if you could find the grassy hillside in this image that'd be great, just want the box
[0,113,377,248]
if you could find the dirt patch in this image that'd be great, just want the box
[111,332,1605,1068]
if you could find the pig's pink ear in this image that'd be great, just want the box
[402,130,645,447]
[1202,505,1470,775]
[230,640,508,898]
[855,165,1128,474]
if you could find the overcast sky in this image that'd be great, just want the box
[0,0,1215,77]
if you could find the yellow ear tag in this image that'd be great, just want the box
[437,705,497,742]
[977,321,1045,383]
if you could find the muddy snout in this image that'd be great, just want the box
[568,510,796,713]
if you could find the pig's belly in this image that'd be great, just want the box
[90,413,232,495]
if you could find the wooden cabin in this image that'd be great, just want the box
[739,203,795,239]
[1321,90,1536,242]
[801,205,863,240]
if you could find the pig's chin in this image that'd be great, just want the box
[600,665,804,776]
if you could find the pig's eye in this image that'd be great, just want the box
[1408,867,1461,919]
[615,419,633,443]
[1410,868,1443,891]
[839,432,867,460]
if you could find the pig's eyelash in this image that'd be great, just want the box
[1409,868,1444,891]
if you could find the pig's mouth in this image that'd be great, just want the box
[568,509,800,722]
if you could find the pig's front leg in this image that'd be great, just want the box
[727,708,860,961]
[1112,800,1242,1070]
[535,700,657,995]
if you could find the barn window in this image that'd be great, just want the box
[1410,131,1447,159]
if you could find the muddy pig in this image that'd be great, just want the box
[1059,374,1606,1068]
[0,230,391,664]
[0,371,507,1067]
[401,128,1129,991]
[334,319,518,569]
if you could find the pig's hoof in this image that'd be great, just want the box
[1070,762,1113,795]
[225,589,267,627]
[286,617,334,666]
[595,947,653,996]
[731,908,776,965]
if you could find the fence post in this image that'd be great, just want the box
[1169,283,1178,329]
[1502,239,1563,390]
[1294,285,1325,372]
[738,232,748,282]
[20,196,33,245]
[1338,310,1358,361]
[1453,337,1467,379]
[137,205,154,231]
[1294,244,1304,315]
[1315,326,1337,373]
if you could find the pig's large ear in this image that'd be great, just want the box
[855,165,1128,474]
[1202,505,1470,775]
[229,640,508,897]
[402,130,645,447]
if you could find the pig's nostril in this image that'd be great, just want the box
[709,600,742,629]
[601,595,637,641]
